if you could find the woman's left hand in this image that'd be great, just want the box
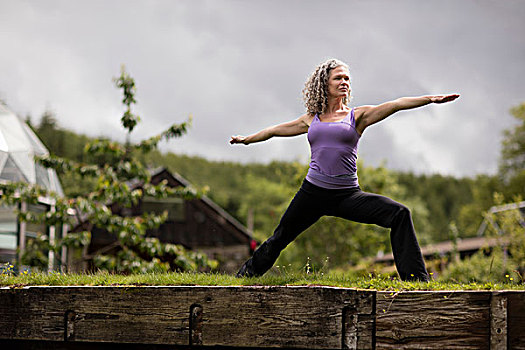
[429,94,460,104]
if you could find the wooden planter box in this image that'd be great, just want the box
[0,286,523,349]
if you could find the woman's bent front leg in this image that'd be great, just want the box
[236,187,323,277]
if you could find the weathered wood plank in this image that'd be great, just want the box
[0,287,192,344]
[508,291,525,350]
[0,339,193,349]
[200,286,375,348]
[0,286,375,349]
[3,287,524,349]
[375,291,491,349]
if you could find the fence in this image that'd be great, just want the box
[0,286,523,349]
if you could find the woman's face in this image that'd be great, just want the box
[327,65,351,99]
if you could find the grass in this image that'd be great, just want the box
[1,268,524,291]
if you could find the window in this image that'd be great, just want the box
[25,203,48,238]
[0,205,17,250]
[141,197,185,222]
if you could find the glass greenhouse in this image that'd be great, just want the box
[0,104,64,266]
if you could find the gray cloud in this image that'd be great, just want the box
[0,0,523,177]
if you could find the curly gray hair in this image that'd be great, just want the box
[302,58,351,115]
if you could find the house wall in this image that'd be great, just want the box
[87,170,252,272]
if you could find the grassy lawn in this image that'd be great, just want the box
[1,268,524,291]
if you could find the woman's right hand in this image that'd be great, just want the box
[229,115,310,146]
[230,135,248,145]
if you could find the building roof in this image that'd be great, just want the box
[149,167,252,242]
[0,104,63,195]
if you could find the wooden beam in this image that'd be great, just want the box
[2,287,525,349]
[375,291,491,349]
[0,286,375,349]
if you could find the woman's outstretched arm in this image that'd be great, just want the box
[355,94,459,134]
[230,113,312,145]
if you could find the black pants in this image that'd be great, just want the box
[238,179,429,281]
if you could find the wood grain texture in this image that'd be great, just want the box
[375,291,491,349]
[2,287,525,349]
[490,292,507,350]
[508,292,525,350]
[0,286,375,349]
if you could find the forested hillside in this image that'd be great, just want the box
[27,104,524,271]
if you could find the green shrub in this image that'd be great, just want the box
[439,249,518,283]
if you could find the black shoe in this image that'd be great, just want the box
[236,259,256,278]
[404,273,430,282]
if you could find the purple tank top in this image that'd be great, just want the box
[306,108,361,189]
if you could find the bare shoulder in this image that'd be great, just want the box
[353,105,374,121]
[298,113,315,127]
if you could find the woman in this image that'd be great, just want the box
[230,58,459,281]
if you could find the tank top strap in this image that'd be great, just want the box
[350,107,355,127]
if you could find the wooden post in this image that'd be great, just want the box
[47,205,56,272]
[60,223,68,272]
[490,292,508,349]
[17,201,27,268]
[342,294,376,349]
[247,207,254,235]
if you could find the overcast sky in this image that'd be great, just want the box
[1,0,524,177]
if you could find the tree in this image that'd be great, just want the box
[499,102,525,200]
[441,193,525,283]
[0,66,217,273]
[500,103,525,179]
